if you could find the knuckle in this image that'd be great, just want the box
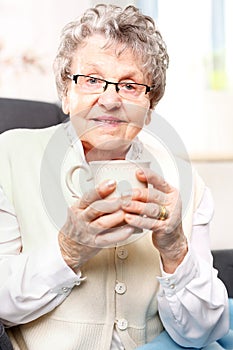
[96,217,108,230]
[134,214,144,226]
[149,204,160,218]
[152,219,166,232]
[81,193,93,206]
[132,188,143,200]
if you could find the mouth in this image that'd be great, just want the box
[90,116,126,125]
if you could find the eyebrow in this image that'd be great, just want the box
[83,63,143,81]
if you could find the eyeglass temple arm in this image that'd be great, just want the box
[67,74,78,83]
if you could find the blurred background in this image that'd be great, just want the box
[0,0,232,249]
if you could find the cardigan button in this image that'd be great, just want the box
[117,248,128,259]
[115,282,127,295]
[117,318,128,330]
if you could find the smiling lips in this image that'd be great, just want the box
[91,116,126,125]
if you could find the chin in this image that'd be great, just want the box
[82,137,132,158]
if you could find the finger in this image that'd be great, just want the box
[128,187,167,205]
[122,199,162,218]
[136,168,172,194]
[124,213,166,232]
[78,179,116,209]
[72,210,126,247]
[95,225,135,247]
[91,209,125,232]
[83,197,122,222]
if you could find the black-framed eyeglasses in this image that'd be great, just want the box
[67,74,154,100]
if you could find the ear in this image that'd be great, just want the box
[62,95,70,115]
[145,109,152,125]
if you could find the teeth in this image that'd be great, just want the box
[94,119,121,124]
[105,120,119,124]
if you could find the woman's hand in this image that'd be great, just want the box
[58,179,135,272]
[122,168,188,273]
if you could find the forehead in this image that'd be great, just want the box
[71,34,145,79]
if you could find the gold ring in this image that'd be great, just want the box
[158,206,168,221]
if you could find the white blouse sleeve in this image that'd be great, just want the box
[0,187,83,326]
[157,187,229,348]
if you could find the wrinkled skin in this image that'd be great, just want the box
[59,34,187,274]
[59,169,187,274]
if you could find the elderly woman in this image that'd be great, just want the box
[0,4,229,350]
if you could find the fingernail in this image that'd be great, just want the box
[97,179,115,192]
[125,213,132,221]
[106,179,116,188]
[121,191,132,207]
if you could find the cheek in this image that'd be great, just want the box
[125,103,150,128]
[68,90,97,117]
[124,123,142,141]
[124,106,150,141]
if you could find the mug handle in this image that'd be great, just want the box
[65,164,92,197]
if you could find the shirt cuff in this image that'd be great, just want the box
[31,238,86,296]
[157,241,199,297]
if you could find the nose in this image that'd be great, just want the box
[97,83,122,110]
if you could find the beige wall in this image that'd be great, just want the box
[193,161,233,250]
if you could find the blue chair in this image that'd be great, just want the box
[136,299,233,350]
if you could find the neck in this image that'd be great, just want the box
[82,141,131,162]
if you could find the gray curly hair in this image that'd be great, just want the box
[53,4,169,109]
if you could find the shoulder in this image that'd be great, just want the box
[0,124,62,153]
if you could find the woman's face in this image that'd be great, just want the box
[62,34,151,157]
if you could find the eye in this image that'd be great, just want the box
[85,77,99,85]
[121,83,137,91]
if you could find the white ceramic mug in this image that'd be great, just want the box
[66,159,150,198]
